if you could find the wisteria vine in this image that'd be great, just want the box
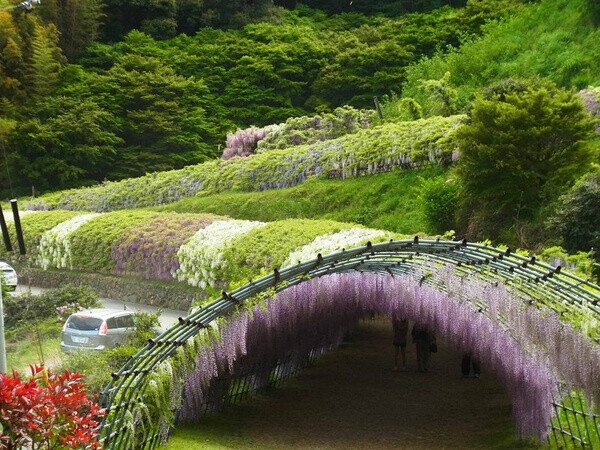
[174,268,600,440]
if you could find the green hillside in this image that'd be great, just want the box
[399,0,600,114]
[153,168,444,235]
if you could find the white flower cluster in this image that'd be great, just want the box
[284,227,387,266]
[37,213,100,269]
[2,210,39,223]
[176,219,266,288]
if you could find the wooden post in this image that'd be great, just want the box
[373,96,384,121]
[0,204,12,252]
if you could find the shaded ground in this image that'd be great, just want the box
[167,319,537,449]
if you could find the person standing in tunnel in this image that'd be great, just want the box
[461,352,481,378]
[392,315,409,371]
[412,322,434,373]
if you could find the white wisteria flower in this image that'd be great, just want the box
[284,227,387,266]
[37,213,101,269]
[176,219,266,288]
[2,210,39,223]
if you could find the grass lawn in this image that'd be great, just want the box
[5,321,63,373]
[154,168,448,235]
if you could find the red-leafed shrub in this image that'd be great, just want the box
[0,365,105,449]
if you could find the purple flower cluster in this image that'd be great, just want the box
[223,127,272,160]
[579,88,600,134]
[175,269,594,440]
[112,213,220,280]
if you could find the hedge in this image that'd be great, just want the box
[29,115,464,212]
[69,211,159,272]
[113,213,224,281]
[16,267,202,311]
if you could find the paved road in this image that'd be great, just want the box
[14,285,186,332]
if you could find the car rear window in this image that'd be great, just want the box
[66,315,103,331]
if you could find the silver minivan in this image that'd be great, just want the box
[0,261,17,291]
[61,309,136,352]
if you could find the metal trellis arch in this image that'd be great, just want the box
[98,238,600,449]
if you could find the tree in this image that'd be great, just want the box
[548,169,600,254]
[7,96,122,190]
[80,52,228,178]
[26,24,66,98]
[38,0,105,60]
[455,79,595,239]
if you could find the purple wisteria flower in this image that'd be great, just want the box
[175,268,597,441]
[112,213,222,280]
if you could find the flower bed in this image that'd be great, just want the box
[113,213,224,281]
[37,214,101,269]
[176,219,267,288]
[30,115,464,212]
[283,227,390,266]
[69,211,159,272]
[222,219,358,283]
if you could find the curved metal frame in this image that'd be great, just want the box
[98,238,600,449]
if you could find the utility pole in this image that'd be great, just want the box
[0,282,6,373]
[0,200,26,373]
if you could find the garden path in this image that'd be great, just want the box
[169,318,523,449]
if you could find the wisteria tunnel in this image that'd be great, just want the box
[98,238,600,449]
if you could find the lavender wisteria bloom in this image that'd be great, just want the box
[112,213,223,280]
[223,125,279,159]
[578,88,600,134]
[175,269,595,440]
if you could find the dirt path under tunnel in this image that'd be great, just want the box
[168,319,529,449]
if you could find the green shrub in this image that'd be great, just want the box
[70,211,158,271]
[547,169,600,254]
[223,219,356,282]
[455,80,595,239]
[420,176,459,234]
[130,311,161,348]
[57,350,111,395]
[4,285,100,329]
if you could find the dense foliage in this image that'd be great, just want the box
[548,170,600,255]
[29,115,462,212]
[0,366,105,449]
[400,0,600,114]
[0,1,522,192]
[454,80,595,240]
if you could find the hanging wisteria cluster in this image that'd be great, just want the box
[28,115,462,212]
[37,213,101,269]
[283,227,388,266]
[579,87,600,134]
[173,268,600,440]
[112,213,222,280]
[222,125,280,160]
[176,219,266,288]
[432,263,600,407]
